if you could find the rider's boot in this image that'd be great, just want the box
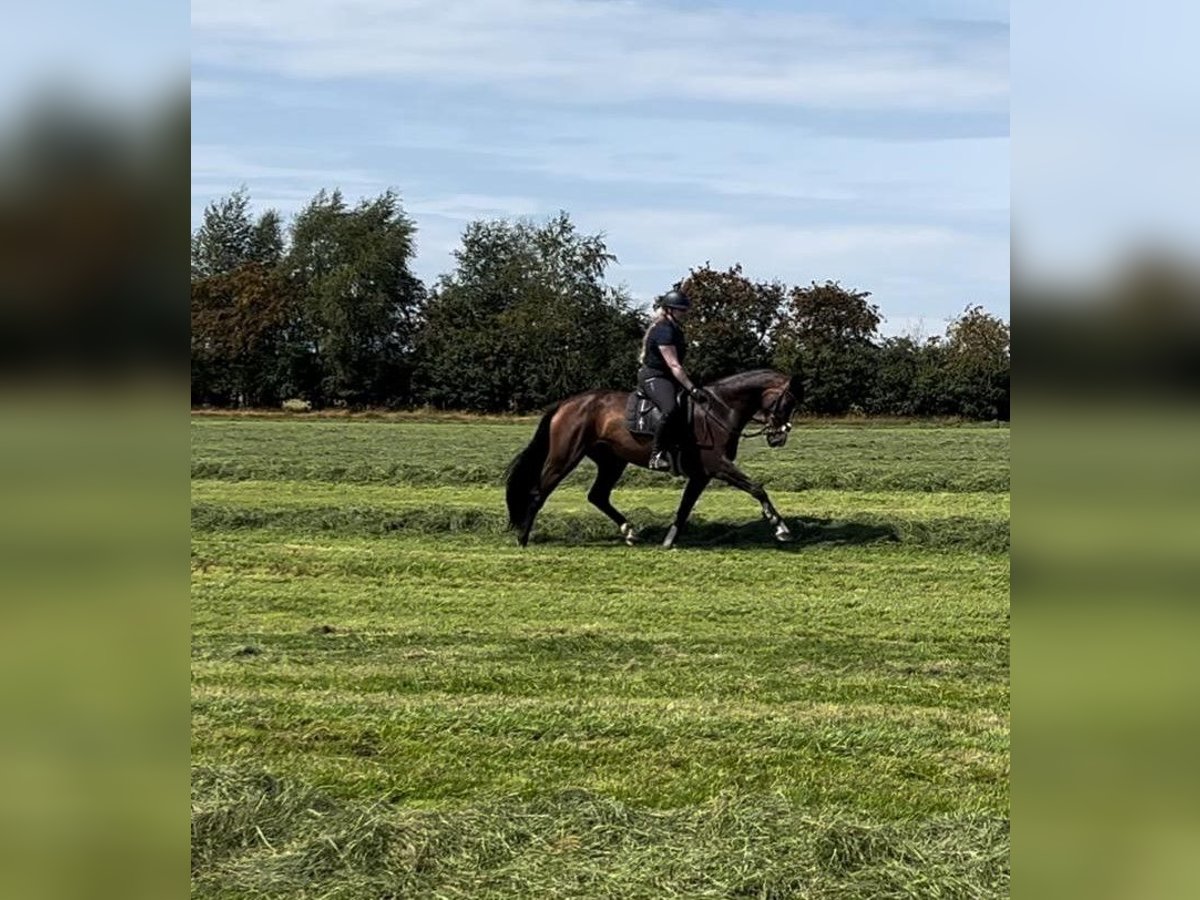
[649,415,673,471]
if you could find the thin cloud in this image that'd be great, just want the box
[386,114,1007,219]
[192,0,1006,113]
[583,207,1006,317]
[191,144,374,185]
[405,193,544,221]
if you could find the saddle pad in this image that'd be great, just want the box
[625,390,661,436]
[625,388,691,437]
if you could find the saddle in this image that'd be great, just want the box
[625,386,691,437]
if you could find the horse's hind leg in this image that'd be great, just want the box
[586,447,634,544]
[662,475,710,549]
[518,430,588,547]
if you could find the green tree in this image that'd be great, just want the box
[773,280,881,414]
[678,263,785,382]
[286,189,425,407]
[943,305,1010,420]
[249,208,285,267]
[867,334,963,417]
[191,262,300,407]
[191,188,297,405]
[867,335,921,416]
[415,212,645,411]
[192,186,256,278]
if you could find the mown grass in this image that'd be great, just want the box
[192,417,1009,492]
[192,480,1009,552]
[192,770,1007,899]
[191,416,1009,898]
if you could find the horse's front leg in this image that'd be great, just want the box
[710,457,792,542]
[662,475,710,549]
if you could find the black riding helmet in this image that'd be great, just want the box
[659,289,691,310]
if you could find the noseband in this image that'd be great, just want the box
[742,387,795,441]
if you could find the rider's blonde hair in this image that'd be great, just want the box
[639,308,671,365]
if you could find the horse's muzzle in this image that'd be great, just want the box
[766,426,790,448]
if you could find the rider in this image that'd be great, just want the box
[638,288,709,471]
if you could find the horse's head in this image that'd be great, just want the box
[761,372,802,448]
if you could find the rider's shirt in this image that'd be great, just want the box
[640,317,687,378]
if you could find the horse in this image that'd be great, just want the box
[505,369,801,549]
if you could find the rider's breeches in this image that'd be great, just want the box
[640,374,680,454]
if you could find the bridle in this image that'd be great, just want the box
[698,384,796,444]
[740,387,796,443]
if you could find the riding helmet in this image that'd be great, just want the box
[660,289,692,310]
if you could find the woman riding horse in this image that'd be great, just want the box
[506,355,802,548]
[637,288,710,471]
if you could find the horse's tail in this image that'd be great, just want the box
[505,403,560,528]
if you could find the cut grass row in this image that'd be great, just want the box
[192,417,1009,493]
[191,480,1009,552]
[192,771,1008,899]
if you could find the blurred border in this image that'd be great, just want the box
[0,5,189,898]
[1015,1,1200,897]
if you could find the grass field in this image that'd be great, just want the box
[191,415,1010,898]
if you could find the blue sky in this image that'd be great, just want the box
[192,0,1009,336]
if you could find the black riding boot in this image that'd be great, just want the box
[649,426,672,471]
[650,412,680,472]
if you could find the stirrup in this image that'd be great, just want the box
[649,450,671,471]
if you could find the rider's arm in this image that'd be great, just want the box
[659,345,697,393]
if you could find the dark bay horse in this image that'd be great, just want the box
[505,369,801,548]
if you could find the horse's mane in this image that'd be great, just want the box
[709,369,786,392]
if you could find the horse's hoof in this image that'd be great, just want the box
[774,523,793,542]
[662,524,679,549]
[620,523,639,546]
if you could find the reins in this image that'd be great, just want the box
[694,384,794,444]
[692,392,735,448]
[739,388,795,439]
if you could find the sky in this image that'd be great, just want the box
[191,0,1010,336]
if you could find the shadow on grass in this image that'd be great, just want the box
[548,516,900,551]
[192,503,1006,552]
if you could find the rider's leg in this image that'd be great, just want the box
[642,377,678,468]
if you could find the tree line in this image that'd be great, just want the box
[192,188,1009,419]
